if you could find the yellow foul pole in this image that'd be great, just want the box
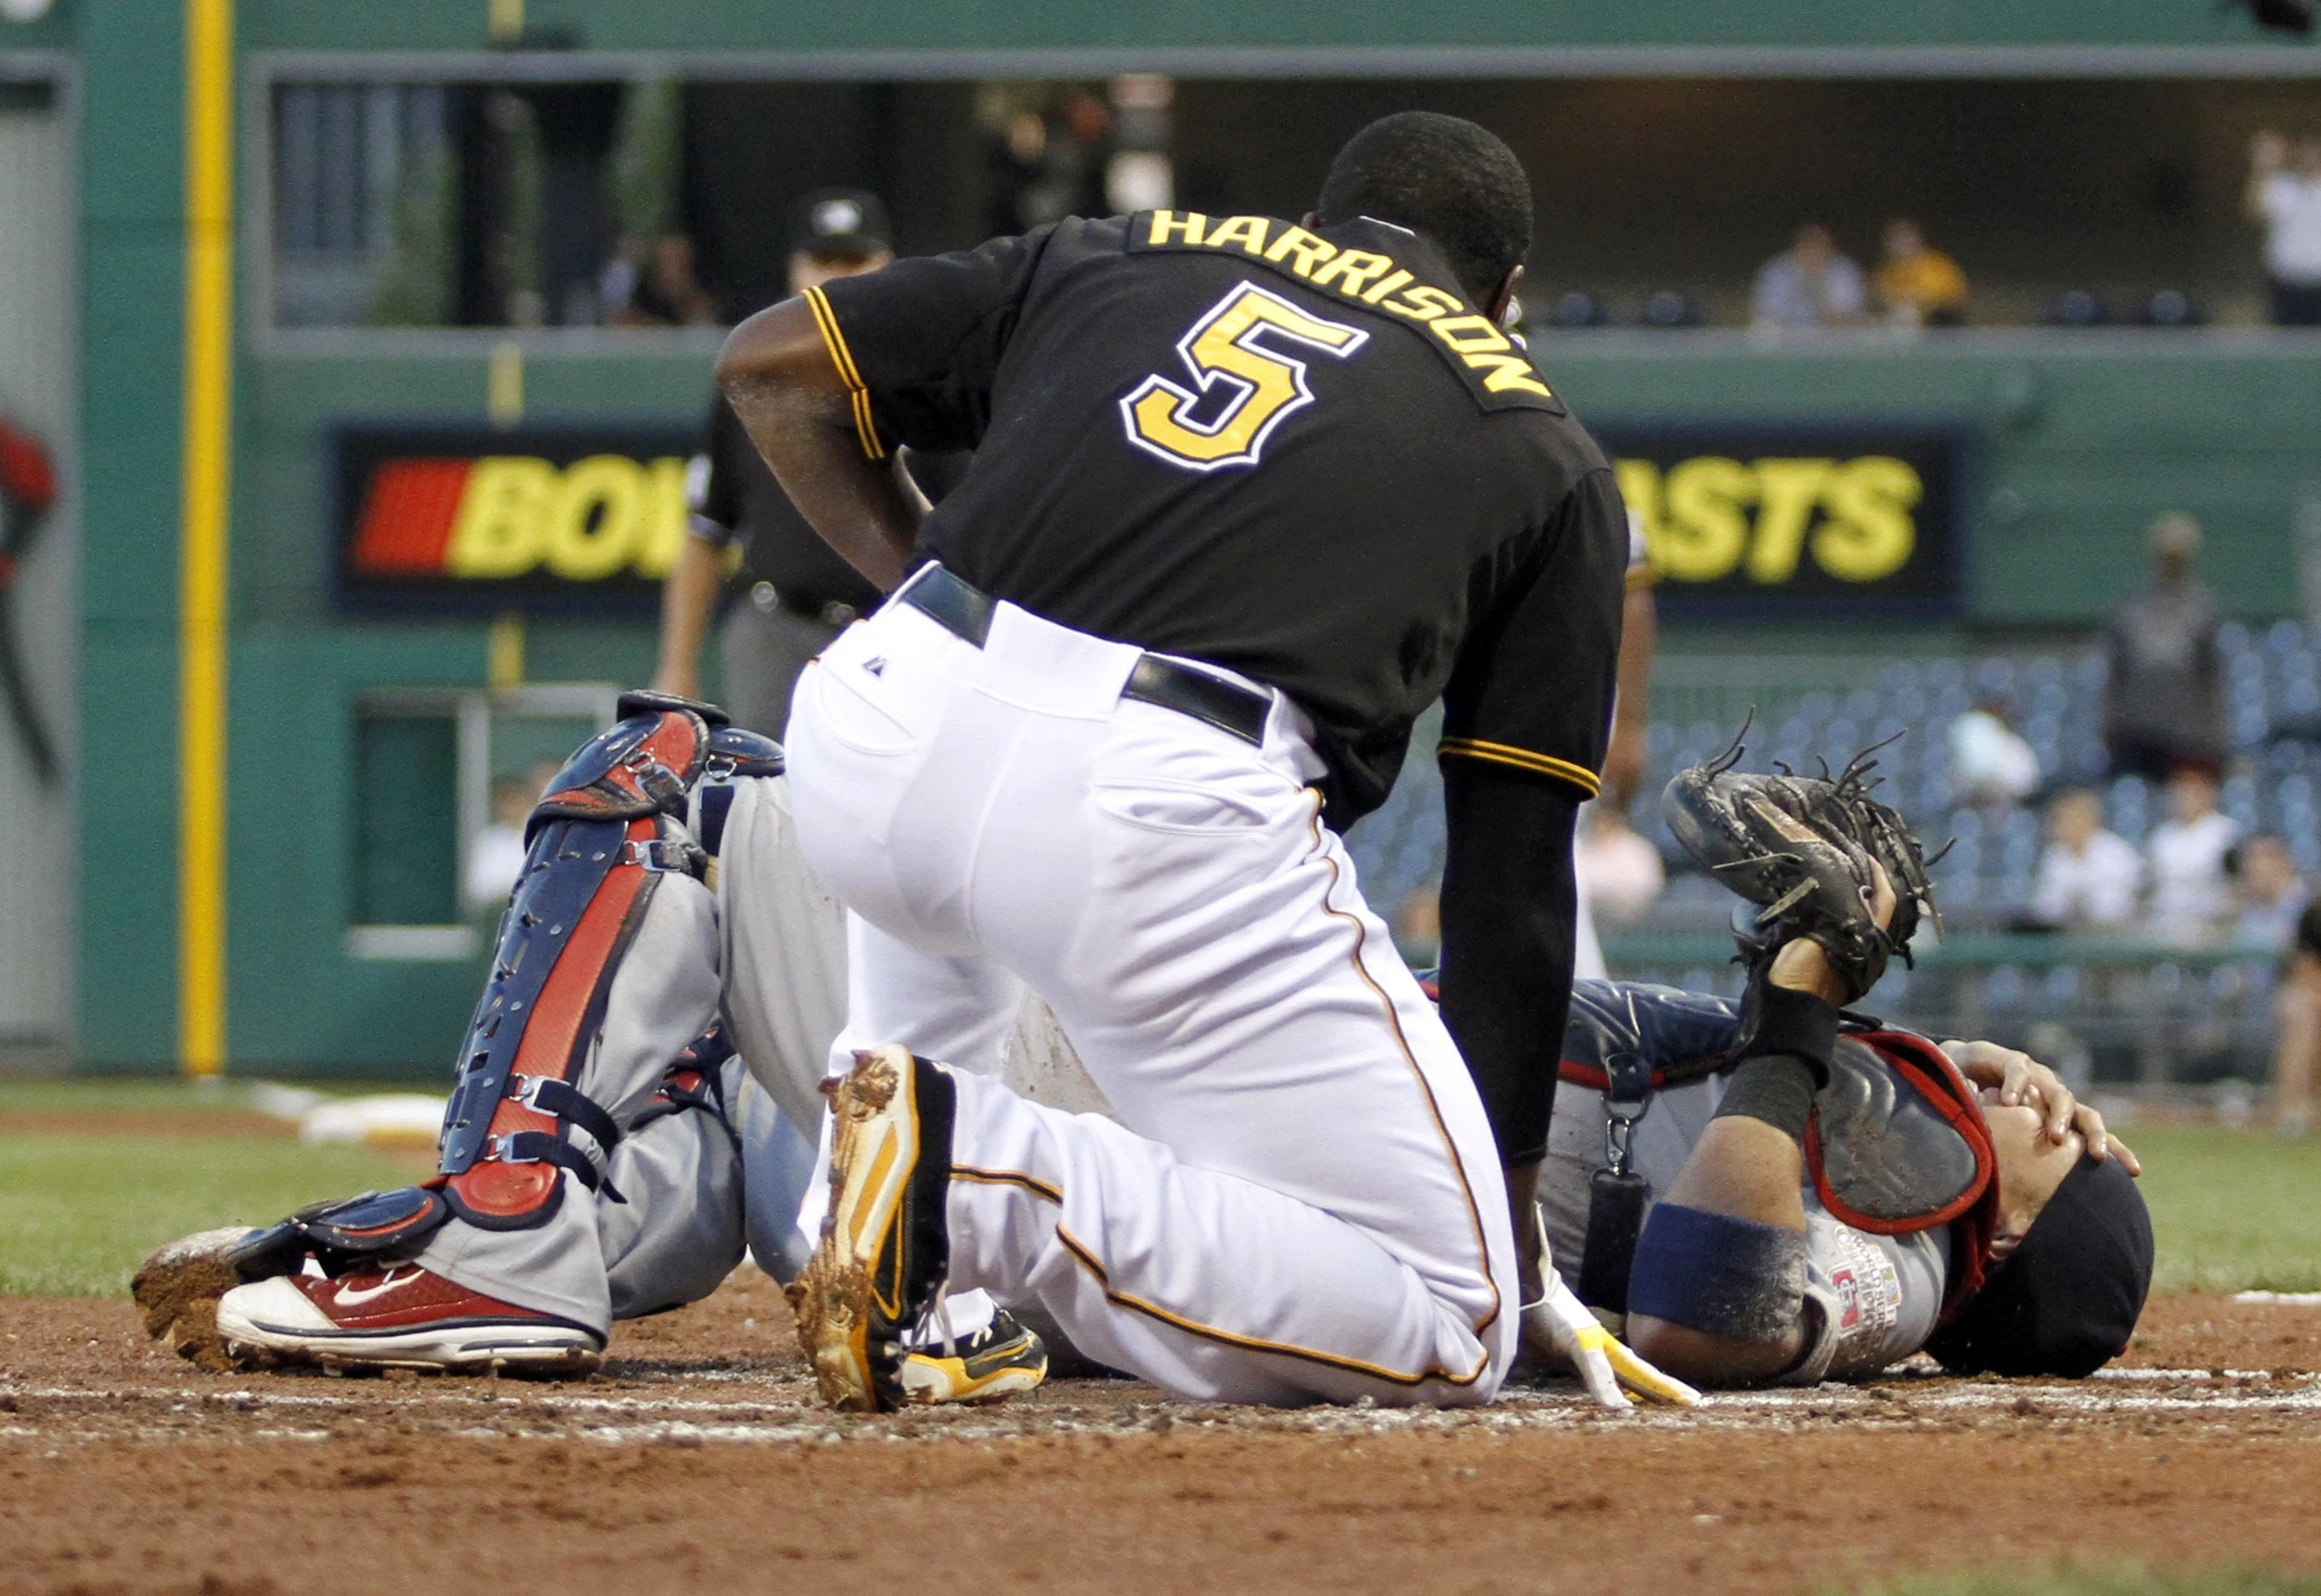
[177,0,233,1077]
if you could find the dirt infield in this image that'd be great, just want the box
[4,1278,2318,1596]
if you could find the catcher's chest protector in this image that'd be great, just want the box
[437,694,780,1231]
[1558,980,2001,1318]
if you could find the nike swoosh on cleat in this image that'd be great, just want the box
[326,1269,423,1307]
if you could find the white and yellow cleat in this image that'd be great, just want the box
[793,1045,1045,1411]
[894,1309,1050,1405]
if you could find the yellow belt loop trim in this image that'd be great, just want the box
[1436,737,1601,798]
[803,284,887,461]
[178,0,235,1079]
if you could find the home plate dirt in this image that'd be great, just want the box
[5,1276,2319,1596]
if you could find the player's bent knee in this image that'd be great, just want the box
[1627,1201,1808,1345]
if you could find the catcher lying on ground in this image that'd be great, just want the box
[133,705,2150,1403]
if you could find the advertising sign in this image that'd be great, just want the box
[1598,424,1967,619]
[335,424,700,613]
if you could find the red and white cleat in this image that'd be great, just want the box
[215,1265,604,1375]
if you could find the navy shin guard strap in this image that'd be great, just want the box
[1627,1202,1809,1343]
[495,1131,626,1204]
[521,1076,623,1157]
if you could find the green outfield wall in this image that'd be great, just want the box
[11,0,2321,1074]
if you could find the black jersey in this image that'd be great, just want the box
[810,210,1626,823]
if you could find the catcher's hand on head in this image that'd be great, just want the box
[1662,731,1939,1006]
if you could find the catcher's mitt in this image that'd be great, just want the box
[1661,731,1942,1003]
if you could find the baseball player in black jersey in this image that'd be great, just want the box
[717,111,1624,1410]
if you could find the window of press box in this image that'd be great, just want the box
[264,74,1174,332]
[269,71,2321,334]
[347,689,619,960]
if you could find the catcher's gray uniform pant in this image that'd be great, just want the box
[413,772,1110,1335]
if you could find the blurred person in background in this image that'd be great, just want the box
[611,233,720,327]
[2271,902,2321,1135]
[1393,883,1441,967]
[2246,130,2321,328]
[1947,694,2040,808]
[2102,513,2224,784]
[2228,833,2307,950]
[462,762,561,916]
[1751,224,1866,331]
[654,192,898,733]
[2145,764,2238,943]
[1575,513,1659,977]
[1874,218,1967,328]
[2032,787,2143,931]
[1575,801,1666,926]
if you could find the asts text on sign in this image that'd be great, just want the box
[1617,455,1923,588]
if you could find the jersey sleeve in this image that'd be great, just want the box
[806,227,1054,461]
[1437,466,1627,799]
[1785,1203,1952,1383]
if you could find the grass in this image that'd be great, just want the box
[0,1085,2317,1298]
[1851,1569,2321,1596]
[2120,1124,2321,1293]
[0,1080,427,1296]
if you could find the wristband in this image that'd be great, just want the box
[1712,1053,1819,1144]
[1734,978,1840,1088]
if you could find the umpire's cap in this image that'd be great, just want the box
[1925,1153,2153,1378]
[791,188,891,257]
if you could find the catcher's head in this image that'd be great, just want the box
[1925,1133,2153,1378]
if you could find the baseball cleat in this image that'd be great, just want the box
[215,1265,604,1374]
[793,1045,992,1411]
[895,1308,1050,1405]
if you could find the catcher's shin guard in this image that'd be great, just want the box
[437,693,747,1233]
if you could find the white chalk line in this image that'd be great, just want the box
[2,1370,2314,1446]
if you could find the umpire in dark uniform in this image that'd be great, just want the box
[655,190,896,733]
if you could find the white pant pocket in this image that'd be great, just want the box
[801,655,922,758]
[1091,776,1277,837]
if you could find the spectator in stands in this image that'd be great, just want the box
[1947,695,2040,808]
[1751,224,1866,331]
[2032,787,2143,931]
[463,762,560,916]
[1575,802,1666,926]
[2102,513,2224,784]
[2230,833,2308,950]
[612,234,719,327]
[1393,884,1441,966]
[2146,764,2239,943]
[2246,130,2321,328]
[2272,902,2321,1135]
[1874,218,1968,328]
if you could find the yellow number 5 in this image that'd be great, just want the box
[1121,281,1368,472]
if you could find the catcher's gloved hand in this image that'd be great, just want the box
[1661,733,1939,1006]
[1520,1242,1702,1409]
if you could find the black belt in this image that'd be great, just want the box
[894,564,1269,748]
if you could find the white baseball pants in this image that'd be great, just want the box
[784,583,1518,1407]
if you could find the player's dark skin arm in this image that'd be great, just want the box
[1436,761,1581,1304]
[714,299,923,592]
